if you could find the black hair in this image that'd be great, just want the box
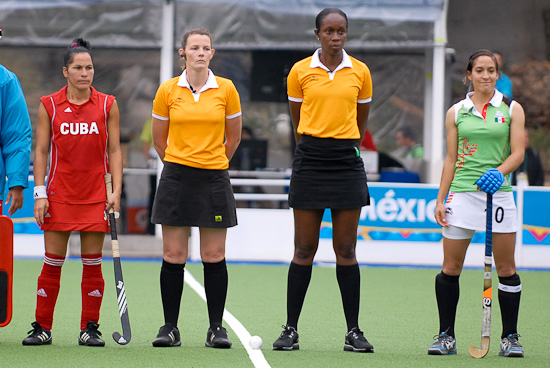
[241,126,254,138]
[315,7,348,31]
[398,126,415,141]
[464,49,499,88]
[64,37,92,68]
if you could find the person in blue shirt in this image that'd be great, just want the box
[494,51,513,99]
[0,61,32,216]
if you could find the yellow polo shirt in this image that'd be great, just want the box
[287,49,372,139]
[153,70,242,169]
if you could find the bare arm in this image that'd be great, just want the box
[224,115,242,161]
[356,102,371,144]
[434,107,458,227]
[106,101,123,214]
[289,101,302,144]
[33,103,51,225]
[496,102,525,175]
[152,117,169,161]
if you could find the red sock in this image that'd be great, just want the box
[35,253,65,330]
[81,254,104,330]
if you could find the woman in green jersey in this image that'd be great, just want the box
[429,50,526,358]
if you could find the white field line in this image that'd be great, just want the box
[184,271,271,368]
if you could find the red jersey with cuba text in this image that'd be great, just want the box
[40,86,115,204]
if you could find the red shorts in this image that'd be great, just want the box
[42,201,108,232]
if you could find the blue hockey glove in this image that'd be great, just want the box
[476,168,504,194]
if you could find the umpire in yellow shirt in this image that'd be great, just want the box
[273,8,374,353]
[150,27,241,349]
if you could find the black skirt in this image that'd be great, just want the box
[289,135,370,209]
[151,162,237,228]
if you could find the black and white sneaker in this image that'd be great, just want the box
[79,321,105,346]
[344,327,374,353]
[273,325,299,351]
[205,325,232,348]
[152,324,181,347]
[22,321,52,345]
[428,331,457,355]
[499,333,524,357]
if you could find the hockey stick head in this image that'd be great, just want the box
[113,331,130,345]
[468,337,490,358]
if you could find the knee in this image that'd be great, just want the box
[495,264,516,278]
[333,236,357,262]
[163,247,187,264]
[293,242,317,262]
[441,262,463,276]
[334,245,356,261]
[200,248,225,263]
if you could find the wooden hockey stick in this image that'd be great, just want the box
[468,193,493,358]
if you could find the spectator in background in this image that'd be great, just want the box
[511,127,545,186]
[395,126,423,159]
[241,126,254,140]
[0,26,33,216]
[140,117,158,234]
[494,51,513,99]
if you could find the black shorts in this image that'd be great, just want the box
[151,162,237,228]
[289,135,370,209]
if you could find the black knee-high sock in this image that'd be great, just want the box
[498,273,521,338]
[203,259,228,328]
[160,260,185,326]
[336,263,361,332]
[435,271,460,337]
[286,262,312,330]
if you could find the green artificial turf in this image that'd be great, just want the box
[0,259,548,367]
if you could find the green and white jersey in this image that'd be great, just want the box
[450,90,515,192]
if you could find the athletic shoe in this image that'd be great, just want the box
[344,327,374,353]
[205,325,232,348]
[152,324,181,347]
[22,321,52,345]
[79,321,105,347]
[428,331,457,355]
[273,325,299,351]
[499,333,524,357]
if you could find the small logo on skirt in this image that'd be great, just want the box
[215,215,222,222]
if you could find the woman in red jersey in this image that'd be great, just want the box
[23,38,123,347]
[273,8,373,353]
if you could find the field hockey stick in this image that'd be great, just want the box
[468,192,493,358]
[105,173,132,345]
